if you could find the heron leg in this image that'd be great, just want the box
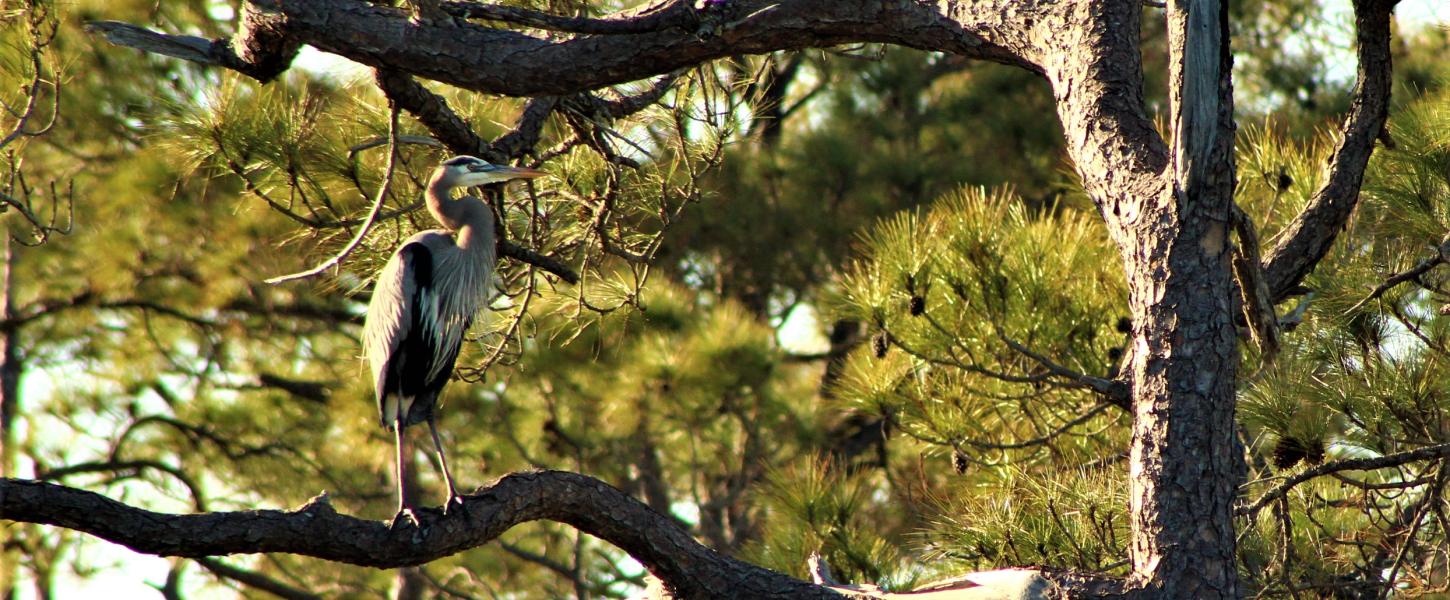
[426,416,466,514]
[390,424,420,529]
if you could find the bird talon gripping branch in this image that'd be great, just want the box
[389,507,423,531]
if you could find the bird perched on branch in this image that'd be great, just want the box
[363,155,545,527]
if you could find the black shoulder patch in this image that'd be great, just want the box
[402,242,434,290]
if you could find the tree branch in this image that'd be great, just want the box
[264,103,401,285]
[1238,442,1450,518]
[88,0,1035,98]
[0,471,845,599]
[1342,236,1450,315]
[498,241,578,285]
[999,335,1130,409]
[440,0,699,35]
[1260,0,1400,302]
[87,2,299,83]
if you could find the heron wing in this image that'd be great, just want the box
[364,235,450,426]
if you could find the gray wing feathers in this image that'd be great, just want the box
[363,242,420,406]
[362,229,493,425]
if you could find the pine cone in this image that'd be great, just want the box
[1272,437,1308,469]
[952,449,969,475]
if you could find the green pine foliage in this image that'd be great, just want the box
[1233,81,1450,595]
[828,188,1127,466]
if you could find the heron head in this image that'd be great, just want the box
[437,155,546,188]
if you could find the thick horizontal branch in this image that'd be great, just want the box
[0,470,841,599]
[90,0,1036,98]
[1260,0,1400,302]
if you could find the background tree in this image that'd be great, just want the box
[2,0,1449,599]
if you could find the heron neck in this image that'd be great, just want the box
[426,178,495,252]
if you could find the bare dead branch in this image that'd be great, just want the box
[87,2,300,83]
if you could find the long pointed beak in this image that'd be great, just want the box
[482,166,547,180]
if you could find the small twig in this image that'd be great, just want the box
[347,134,444,156]
[1377,467,1445,600]
[1343,240,1449,315]
[958,403,1114,451]
[264,103,402,284]
[998,335,1129,408]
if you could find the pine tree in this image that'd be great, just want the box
[3,1,1449,599]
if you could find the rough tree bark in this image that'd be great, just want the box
[2,0,1403,598]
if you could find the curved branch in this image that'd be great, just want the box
[1261,0,1400,302]
[88,0,1035,98]
[34,460,208,513]
[0,471,844,599]
[194,557,321,600]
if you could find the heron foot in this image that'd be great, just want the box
[443,494,468,517]
[389,507,422,530]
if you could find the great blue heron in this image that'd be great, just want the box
[363,155,544,526]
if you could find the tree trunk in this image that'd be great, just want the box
[1123,1,1242,596]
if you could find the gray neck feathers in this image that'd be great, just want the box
[424,175,498,314]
